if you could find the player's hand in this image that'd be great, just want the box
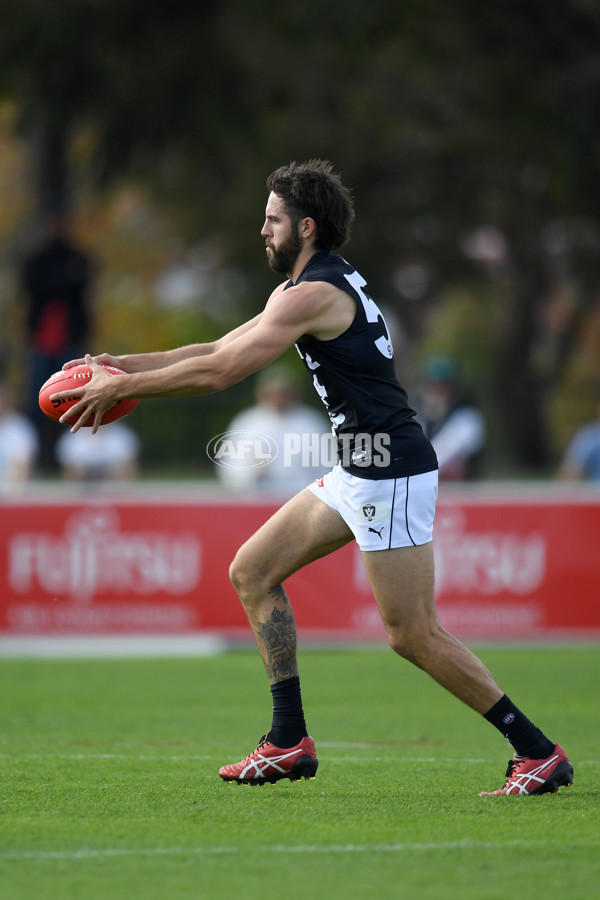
[53,355,118,434]
[62,352,122,372]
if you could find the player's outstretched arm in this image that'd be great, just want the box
[53,281,338,433]
[61,314,265,375]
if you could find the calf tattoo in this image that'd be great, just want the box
[258,585,298,682]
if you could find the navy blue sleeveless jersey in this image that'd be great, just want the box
[288,251,438,479]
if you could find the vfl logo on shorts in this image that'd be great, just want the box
[356,502,387,524]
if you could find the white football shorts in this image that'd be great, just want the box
[308,464,438,551]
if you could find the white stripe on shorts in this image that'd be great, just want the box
[308,464,438,551]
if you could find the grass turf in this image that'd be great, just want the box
[0,646,598,899]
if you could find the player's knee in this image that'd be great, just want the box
[386,621,437,666]
[228,551,249,595]
[387,630,417,663]
[229,547,265,602]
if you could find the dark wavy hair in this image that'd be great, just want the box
[266,159,355,252]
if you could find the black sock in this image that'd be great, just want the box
[267,676,308,748]
[484,695,555,758]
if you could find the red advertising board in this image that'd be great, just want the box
[0,487,599,641]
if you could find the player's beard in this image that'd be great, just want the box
[266,223,303,275]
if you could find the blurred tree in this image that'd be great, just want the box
[0,0,598,471]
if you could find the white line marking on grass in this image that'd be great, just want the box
[0,753,215,761]
[1,753,598,765]
[320,742,429,748]
[326,755,489,763]
[4,839,598,863]
[0,635,227,659]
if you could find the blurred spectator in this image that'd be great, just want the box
[217,366,329,495]
[418,355,486,480]
[558,404,600,481]
[56,421,140,483]
[20,214,95,471]
[0,379,39,490]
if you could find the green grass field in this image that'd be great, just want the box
[1,645,599,899]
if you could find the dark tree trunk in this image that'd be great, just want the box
[493,248,549,469]
[31,113,70,220]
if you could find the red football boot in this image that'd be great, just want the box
[219,735,318,785]
[479,744,573,796]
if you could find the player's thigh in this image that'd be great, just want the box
[360,541,436,628]
[232,487,354,586]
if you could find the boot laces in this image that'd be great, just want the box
[504,755,526,781]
